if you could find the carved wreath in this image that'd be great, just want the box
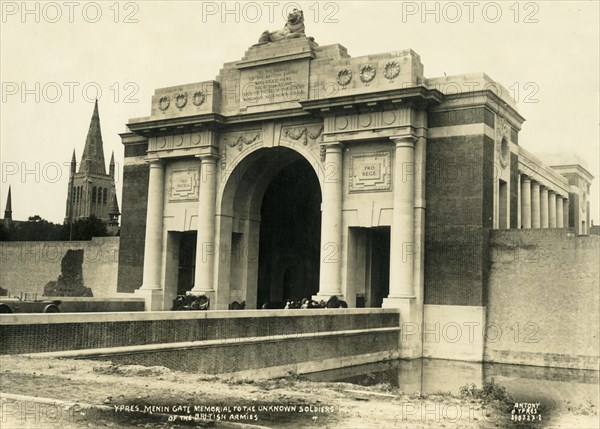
[496,117,511,169]
[158,96,170,111]
[225,133,260,151]
[175,92,187,109]
[336,68,352,86]
[193,91,206,106]
[360,64,376,83]
[284,126,324,145]
[383,61,400,81]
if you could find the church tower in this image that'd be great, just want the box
[65,101,120,225]
[3,185,12,227]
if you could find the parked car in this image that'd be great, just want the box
[0,292,61,314]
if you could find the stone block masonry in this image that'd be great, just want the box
[0,237,119,298]
[486,229,599,370]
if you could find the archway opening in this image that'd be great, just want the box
[256,158,322,307]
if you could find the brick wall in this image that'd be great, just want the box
[486,229,599,369]
[0,309,400,376]
[0,309,398,354]
[57,298,144,312]
[0,237,119,298]
[117,163,149,293]
[425,132,495,306]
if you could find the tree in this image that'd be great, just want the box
[1,215,110,241]
[0,223,9,241]
[9,216,63,241]
[64,215,109,240]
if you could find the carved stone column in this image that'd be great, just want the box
[384,136,417,301]
[316,143,343,298]
[556,196,564,228]
[521,176,531,229]
[137,159,165,310]
[548,191,557,228]
[191,155,219,302]
[531,182,541,228]
[540,187,548,228]
[563,199,570,228]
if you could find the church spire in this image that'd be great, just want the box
[79,100,106,174]
[109,150,115,178]
[4,186,12,221]
[70,148,77,175]
[108,193,120,226]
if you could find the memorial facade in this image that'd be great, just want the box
[116,35,593,358]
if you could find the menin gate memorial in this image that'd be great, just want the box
[117,17,594,361]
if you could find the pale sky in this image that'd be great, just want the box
[1,0,599,223]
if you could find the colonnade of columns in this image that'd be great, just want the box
[520,174,569,229]
[139,135,421,310]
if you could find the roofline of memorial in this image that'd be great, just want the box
[124,86,528,138]
[551,164,595,182]
[125,87,446,137]
[300,86,444,113]
[442,89,527,126]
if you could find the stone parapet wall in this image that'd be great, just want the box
[486,229,599,370]
[0,237,119,298]
[0,308,399,354]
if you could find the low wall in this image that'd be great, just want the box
[486,229,599,370]
[56,297,144,313]
[0,237,119,298]
[0,309,400,376]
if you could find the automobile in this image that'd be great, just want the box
[0,292,61,314]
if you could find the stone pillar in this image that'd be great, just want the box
[521,176,531,229]
[191,155,219,302]
[531,182,541,228]
[384,136,417,302]
[540,187,548,228]
[556,196,564,228]
[316,143,343,298]
[137,159,165,310]
[563,199,570,228]
[548,191,557,227]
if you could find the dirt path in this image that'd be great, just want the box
[0,355,595,429]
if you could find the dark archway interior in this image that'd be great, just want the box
[257,158,322,307]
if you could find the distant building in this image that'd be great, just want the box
[2,186,13,228]
[65,100,120,227]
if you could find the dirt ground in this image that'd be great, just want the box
[0,355,597,429]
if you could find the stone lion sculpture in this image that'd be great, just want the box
[258,8,308,43]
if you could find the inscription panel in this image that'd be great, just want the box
[169,168,199,202]
[240,60,309,107]
[350,151,392,193]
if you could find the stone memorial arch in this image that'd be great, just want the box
[118,36,439,317]
[117,29,592,360]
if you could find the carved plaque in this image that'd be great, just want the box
[169,168,199,202]
[350,151,392,193]
[240,60,309,107]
